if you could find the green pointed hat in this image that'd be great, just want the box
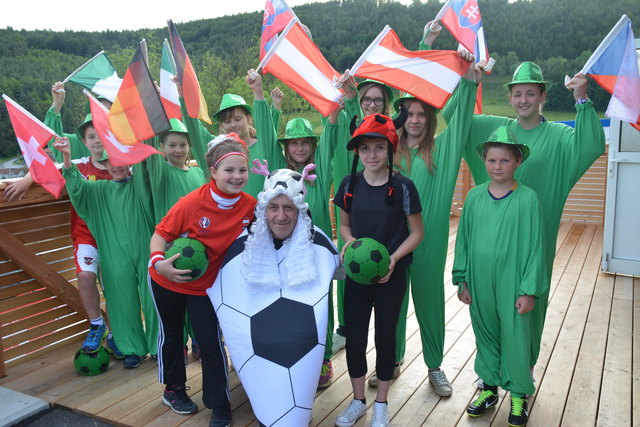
[476,125,530,162]
[76,114,93,139]
[278,118,318,144]
[357,79,395,104]
[504,61,552,91]
[212,94,253,122]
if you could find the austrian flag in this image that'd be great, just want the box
[350,26,468,110]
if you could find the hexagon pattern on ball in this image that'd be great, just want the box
[73,346,110,376]
[165,237,208,280]
[343,237,391,284]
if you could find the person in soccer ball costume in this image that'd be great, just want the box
[332,110,424,427]
[207,165,340,427]
[148,134,256,427]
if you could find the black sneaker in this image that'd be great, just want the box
[508,396,529,426]
[209,411,231,427]
[467,389,499,417]
[123,354,145,369]
[163,384,198,415]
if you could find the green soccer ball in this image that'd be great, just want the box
[165,237,209,281]
[343,237,391,285]
[73,346,110,376]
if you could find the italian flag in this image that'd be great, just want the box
[64,51,122,102]
[160,39,182,120]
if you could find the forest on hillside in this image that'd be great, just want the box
[0,0,638,158]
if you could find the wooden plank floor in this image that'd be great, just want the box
[1,220,637,427]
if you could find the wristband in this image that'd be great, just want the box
[150,251,165,269]
[456,282,465,294]
[575,97,588,105]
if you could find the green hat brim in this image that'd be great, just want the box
[393,95,440,114]
[476,141,530,162]
[357,80,395,104]
[76,114,93,139]
[503,80,552,91]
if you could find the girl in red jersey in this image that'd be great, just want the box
[148,133,256,427]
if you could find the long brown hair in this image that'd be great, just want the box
[395,98,438,174]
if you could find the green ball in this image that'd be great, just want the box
[74,346,110,376]
[343,237,390,285]
[165,237,209,281]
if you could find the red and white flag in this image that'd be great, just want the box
[85,90,160,167]
[350,26,468,110]
[259,19,343,117]
[2,94,65,198]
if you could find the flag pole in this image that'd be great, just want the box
[349,25,392,76]
[63,50,106,84]
[255,18,299,74]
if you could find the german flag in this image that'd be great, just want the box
[108,40,170,145]
[168,20,211,124]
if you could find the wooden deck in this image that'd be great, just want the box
[1,219,637,426]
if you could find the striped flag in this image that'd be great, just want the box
[86,91,160,167]
[578,15,640,125]
[350,26,468,110]
[2,94,65,198]
[108,40,170,145]
[168,20,211,124]
[260,0,297,59]
[64,51,122,102]
[259,19,343,117]
[160,39,182,120]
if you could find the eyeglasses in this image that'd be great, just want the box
[361,96,385,106]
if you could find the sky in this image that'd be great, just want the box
[1,0,415,32]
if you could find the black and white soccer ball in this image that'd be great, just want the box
[264,169,304,195]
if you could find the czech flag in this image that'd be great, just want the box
[350,26,468,110]
[168,19,211,124]
[108,40,170,145]
[260,0,297,60]
[579,14,640,125]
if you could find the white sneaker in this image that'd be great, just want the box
[428,368,452,397]
[371,402,391,427]
[335,399,367,427]
[332,333,346,354]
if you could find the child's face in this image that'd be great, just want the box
[210,154,248,194]
[509,83,546,121]
[360,85,385,116]
[286,138,313,167]
[404,101,427,138]
[82,125,104,157]
[219,107,250,139]
[358,138,388,173]
[104,160,129,181]
[161,133,190,167]
[483,146,521,184]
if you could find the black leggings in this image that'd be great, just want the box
[344,267,407,381]
[149,277,230,413]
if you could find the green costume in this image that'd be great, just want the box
[452,182,547,396]
[45,108,90,162]
[395,78,477,368]
[442,93,605,365]
[62,164,158,357]
[255,102,339,360]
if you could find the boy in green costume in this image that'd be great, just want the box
[453,126,546,427]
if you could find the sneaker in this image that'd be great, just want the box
[467,389,499,417]
[428,369,453,397]
[192,342,201,360]
[318,359,333,389]
[332,332,346,355]
[335,399,367,427]
[367,362,401,387]
[163,384,198,415]
[105,335,124,359]
[371,402,391,427]
[123,354,145,369]
[508,396,529,427]
[183,345,190,365]
[81,323,108,353]
[209,411,232,427]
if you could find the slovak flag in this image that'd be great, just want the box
[85,90,160,167]
[436,0,489,63]
[259,19,343,117]
[260,0,297,60]
[349,26,469,110]
[2,94,66,198]
[579,14,640,125]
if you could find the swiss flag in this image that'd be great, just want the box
[86,91,160,167]
[2,94,65,198]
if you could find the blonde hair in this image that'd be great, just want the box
[394,98,437,173]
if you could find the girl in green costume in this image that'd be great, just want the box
[454,126,546,427]
[246,68,341,388]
